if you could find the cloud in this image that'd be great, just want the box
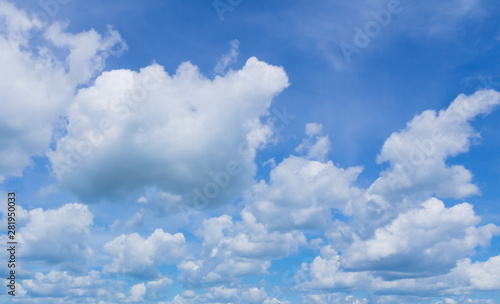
[298,245,373,291]
[126,283,146,303]
[214,39,240,75]
[178,211,307,288]
[342,198,499,278]
[103,229,188,279]
[369,90,500,202]
[298,198,500,297]
[8,203,94,272]
[302,293,369,304]
[47,57,290,209]
[295,123,331,162]
[144,277,174,300]
[161,285,286,304]
[21,270,105,298]
[449,255,500,292]
[0,0,124,182]
[243,151,363,230]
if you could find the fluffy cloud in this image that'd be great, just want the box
[298,198,500,297]
[47,56,289,209]
[178,211,306,288]
[9,203,94,272]
[298,245,373,291]
[21,270,105,298]
[342,198,499,278]
[368,255,500,298]
[0,0,124,182]
[243,135,363,230]
[295,123,331,162]
[161,286,285,304]
[448,255,500,292]
[103,229,188,279]
[302,293,369,304]
[369,90,500,203]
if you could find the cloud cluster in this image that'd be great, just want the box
[14,203,94,272]
[103,229,188,279]
[161,286,288,304]
[178,211,306,288]
[47,56,289,209]
[0,0,124,182]
[369,90,500,202]
[343,198,499,278]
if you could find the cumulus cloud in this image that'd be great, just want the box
[47,57,289,209]
[161,285,285,304]
[449,255,500,292]
[369,90,500,202]
[302,293,369,304]
[0,0,124,182]
[243,150,363,230]
[178,211,306,288]
[5,203,94,272]
[342,198,499,278]
[298,245,373,291]
[21,270,105,298]
[298,198,500,298]
[103,229,188,279]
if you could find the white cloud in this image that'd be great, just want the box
[178,211,306,288]
[162,285,284,304]
[126,283,146,303]
[449,255,500,292]
[302,293,369,304]
[0,0,124,182]
[9,203,94,272]
[22,270,105,298]
[295,123,331,161]
[103,229,188,278]
[214,39,240,75]
[47,57,290,209]
[298,245,373,291]
[145,277,174,300]
[305,123,323,137]
[369,90,500,202]
[342,198,499,278]
[243,153,363,231]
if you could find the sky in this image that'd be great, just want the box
[0,0,500,303]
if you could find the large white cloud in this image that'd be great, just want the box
[298,198,500,298]
[342,198,499,278]
[369,90,500,203]
[2,203,95,273]
[0,0,124,182]
[47,56,290,210]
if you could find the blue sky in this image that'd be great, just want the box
[1,0,500,303]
